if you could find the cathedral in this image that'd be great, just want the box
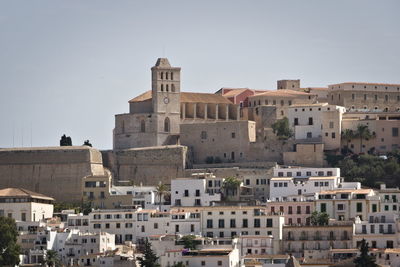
[113,58,240,150]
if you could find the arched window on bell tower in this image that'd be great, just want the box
[166,84,169,92]
[161,72,164,80]
[164,117,170,132]
[140,120,145,133]
[171,72,174,80]
[161,84,164,91]
[171,84,175,92]
[166,72,169,80]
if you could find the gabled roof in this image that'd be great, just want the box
[0,188,54,201]
[129,91,232,104]
[251,89,315,97]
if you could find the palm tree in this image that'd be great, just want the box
[222,176,242,199]
[44,250,60,267]
[341,129,354,152]
[155,182,169,211]
[355,124,373,154]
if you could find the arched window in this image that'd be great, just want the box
[171,84,175,92]
[164,117,170,132]
[161,84,164,91]
[161,72,164,80]
[140,120,145,133]
[171,72,174,80]
[166,84,169,92]
[166,72,169,80]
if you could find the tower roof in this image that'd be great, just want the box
[155,58,171,67]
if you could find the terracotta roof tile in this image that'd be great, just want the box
[129,91,232,104]
[0,188,54,201]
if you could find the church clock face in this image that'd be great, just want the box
[163,97,169,104]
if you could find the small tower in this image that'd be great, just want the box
[277,79,300,90]
[151,58,181,146]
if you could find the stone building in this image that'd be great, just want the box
[341,111,400,154]
[113,58,239,150]
[0,146,104,202]
[327,82,400,112]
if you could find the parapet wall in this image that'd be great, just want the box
[102,145,189,186]
[0,146,104,202]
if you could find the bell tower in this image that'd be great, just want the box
[151,58,181,146]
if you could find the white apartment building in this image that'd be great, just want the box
[378,184,400,213]
[135,209,171,242]
[315,188,380,221]
[353,212,399,249]
[0,188,54,222]
[67,213,90,232]
[287,103,345,150]
[170,209,201,236]
[200,206,284,254]
[171,174,221,207]
[89,209,136,244]
[29,228,115,266]
[269,167,343,199]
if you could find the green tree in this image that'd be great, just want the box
[83,140,92,147]
[353,239,378,267]
[341,129,354,153]
[181,235,198,250]
[271,117,293,140]
[0,217,20,266]
[155,182,169,211]
[60,134,72,146]
[44,250,61,267]
[222,176,242,198]
[81,201,92,215]
[355,124,373,153]
[310,211,329,226]
[137,239,160,267]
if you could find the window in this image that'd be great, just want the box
[218,219,225,228]
[164,117,170,132]
[352,94,355,100]
[242,219,248,228]
[356,203,363,212]
[201,261,205,266]
[218,261,222,266]
[308,117,313,125]
[231,132,236,138]
[201,131,207,139]
[171,72,174,80]
[207,219,213,228]
[161,84,164,91]
[140,120,145,132]
[266,219,273,227]
[329,121,334,128]
[230,219,236,228]
[184,190,189,197]
[372,204,377,213]
[393,128,399,137]
[306,206,311,214]
[297,206,301,214]
[175,225,179,232]
[307,132,312,138]
[21,213,26,222]
[320,203,327,213]
[254,218,260,228]
[337,204,344,210]
[191,224,195,232]
[331,132,336,138]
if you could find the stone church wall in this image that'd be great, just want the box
[101,145,189,186]
[0,146,104,202]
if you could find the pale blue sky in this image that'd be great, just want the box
[0,1,399,149]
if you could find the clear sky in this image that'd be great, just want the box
[0,0,399,150]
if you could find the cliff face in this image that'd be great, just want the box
[0,146,104,202]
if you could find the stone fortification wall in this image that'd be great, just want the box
[0,146,104,202]
[102,145,189,186]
